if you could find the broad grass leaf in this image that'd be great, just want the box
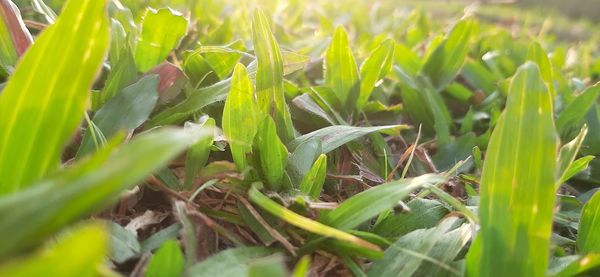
[299,154,327,199]
[0,128,208,257]
[288,125,406,154]
[292,93,338,125]
[78,75,160,157]
[578,191,600,253]
[255,116,288,191]
[135,8,188,72]
[325,26,360,112]
[368,217,471,277]
[222,63,261,171]
[147,78,230,127]
[396,74,452,145]
[358,38,394,110]
[393,43,420,78]
[461,60,497,95]
[93,45,137,109]
[557,126,591,185]
[187,247,276,277]
[466,62,558,277]
[145,240,184,277]
[556,83,600,137]
[322,174,445,230]
[0,0,109,194]
[421,18,475,90]
[183,42,243,87]
[373,199,449,240]
[0,222,108,277]
[249,185,381,252]
[252,9,295,143]
[286,139,322,186]
[527,42,555,96]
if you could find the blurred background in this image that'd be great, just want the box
[15,0,600,23]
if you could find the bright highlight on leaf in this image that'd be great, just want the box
[0,0,109,194]
[222,63,261,171]
[467,62,558,277]
[135,8,188,72]
[325,26,360,112]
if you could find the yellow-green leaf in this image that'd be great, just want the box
[466,62,558,277]
[527,42,554,97]
[323,174,445,230]
[222,63,261,171]
[249,185,381,252]
[0,222,108,277]
[0,0,109,194]
[135,8,188,72]
[255,116,288,191]
[0,128,207,257]
[358,38,394,110]
[145,240,185,277]
[299,154,327,199]
[325,26,360,112]
[252,9,295,143]
[421,18,475,90]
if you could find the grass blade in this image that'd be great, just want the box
[0,222,108,276]
[255,116,288,191]
[299,154,327,199]
[222,63,262,171]
[0,0,109,193]
[421,18,475,90]
[322,174,445,230]
[249,185,381,252]
[135,8,188,72]
[288,125,407,154]
[557,126,592,185]
[0,128,207,257]
[368,217,470,277]
[325,26,360,112]
[358,38,394,110]
[556,83,600,137]
[145,240,185,277]
[77,75,159,157]
[466,62,558,277]
[578,191,600,253]
[252,9,295,143]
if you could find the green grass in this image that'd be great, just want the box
[0,0,600,276]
